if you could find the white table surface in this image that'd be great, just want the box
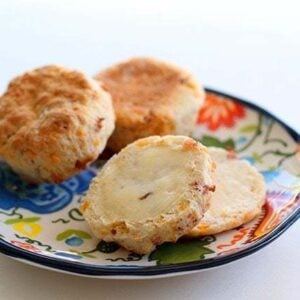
[0,1,299,299]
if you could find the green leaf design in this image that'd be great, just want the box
[252,152,263,163]
[149,238,215,265]
[5,217,40,225]
[199,135,235,150]
[75,230,92,239]
[239,124,258,133]
[56,229,92,241]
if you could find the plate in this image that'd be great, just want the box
[0,89,299,279]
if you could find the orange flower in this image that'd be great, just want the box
[197,93,245,131]
[11,240,40,253]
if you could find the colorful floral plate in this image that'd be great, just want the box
[0,89,299,279]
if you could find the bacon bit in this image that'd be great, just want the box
[203,184,216,193]
[95,117,104,131]
[111,229,117,235]
[75,157,93,169]
[190,181,216,193]
[182,138,198,151]
[190,181,201,191]
[139,192,153,200]
[227,149,237,159]
[191,218,198,226]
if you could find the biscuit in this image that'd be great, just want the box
[95,57,204,152]
[81,136,215,254]
[0,65,115,183]
[188,147,266,236]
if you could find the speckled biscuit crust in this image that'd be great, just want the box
[188,147,266,236]
[0,65,115,183]
[95,57,205,152]
[81,136,215,254]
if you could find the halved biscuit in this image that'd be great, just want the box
[188,147,266,236]
[95,57,205,152]
[0,65,115,183]
[81,136,215,254]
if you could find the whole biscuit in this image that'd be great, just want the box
[81,136,215,254]
[0,65,115,183]
[188,147,266,236]
[95,57,205,152]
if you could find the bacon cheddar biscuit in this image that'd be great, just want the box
[0,65,115,183]
[188,147,266,236]
[95,57,204,152]
[81,136,215,254]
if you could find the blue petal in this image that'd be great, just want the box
[0,162,96,214]
[65,237,84,246]
[261,170,281,183]
[240,156,255,165]
[236,136,247,144]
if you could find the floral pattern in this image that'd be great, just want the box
[11,220,41,238]
[0,91,299,272]
[149,236,216,265]
[11,240,41,253]
[0,164,95,214]
[56,229,92,247]
[197,93,245,130]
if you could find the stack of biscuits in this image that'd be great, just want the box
[0,58,266,254]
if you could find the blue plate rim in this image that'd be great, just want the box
[0,88,299,277]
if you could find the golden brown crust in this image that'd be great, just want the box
[96,57,200,109]
[95,57,204,152]
[0,65,115,183]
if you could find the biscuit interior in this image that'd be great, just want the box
[188,147,266,236]
[82,136,215,254]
